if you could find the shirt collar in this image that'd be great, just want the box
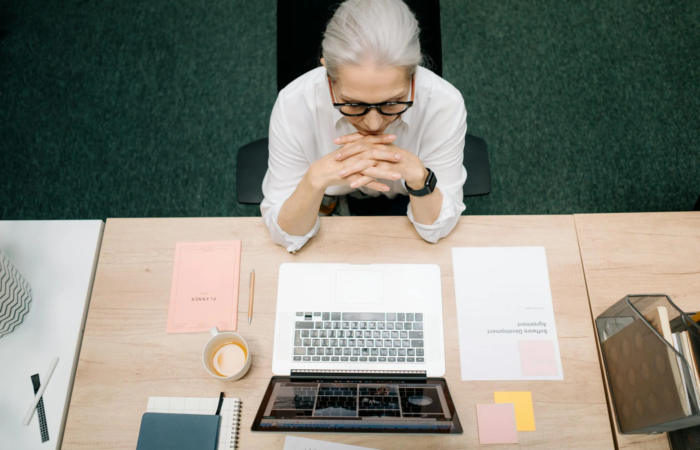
[399,105,413,128]
[332,106,345,128]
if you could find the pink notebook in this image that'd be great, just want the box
[167,241,241,333]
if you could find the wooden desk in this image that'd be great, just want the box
[575,212,700,450]
[62,216,614,449]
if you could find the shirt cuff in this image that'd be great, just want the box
[272,215,321,253]
[406,189,463,243]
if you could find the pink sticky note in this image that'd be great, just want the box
[476,404,518,444]
[518,340,558,377]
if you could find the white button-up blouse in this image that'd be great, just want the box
[261,66,468,252]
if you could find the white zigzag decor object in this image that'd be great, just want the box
[0,250,33,339]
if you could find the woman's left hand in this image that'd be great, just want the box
[335,133,427,190]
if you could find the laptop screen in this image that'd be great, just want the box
[251,377,462,434]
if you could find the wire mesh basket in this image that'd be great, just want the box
[596,294,700,434]
[668,424,700,450]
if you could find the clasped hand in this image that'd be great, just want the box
[307,133,426,193]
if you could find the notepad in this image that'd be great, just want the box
[136,413,219,450]
[476,404,519,444]
[147,396,242,450]
[167,241,242,333]
[494,391,536,431]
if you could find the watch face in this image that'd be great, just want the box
[427,170,437,191]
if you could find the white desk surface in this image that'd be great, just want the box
[0,221,103,450]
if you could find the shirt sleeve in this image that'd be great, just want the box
[406,92,467,243]
[260,95,320,253]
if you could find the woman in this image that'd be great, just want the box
[261,0,467,252]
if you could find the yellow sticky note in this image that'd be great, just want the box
[494,391,535,431]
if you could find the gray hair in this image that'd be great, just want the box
[321,0,423,80]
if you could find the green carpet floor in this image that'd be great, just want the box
[1,0,698,220]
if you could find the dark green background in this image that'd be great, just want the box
[1,0,698,220]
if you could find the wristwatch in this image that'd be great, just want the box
[403,167,437,197]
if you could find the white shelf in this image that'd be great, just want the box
[0,220,103,450]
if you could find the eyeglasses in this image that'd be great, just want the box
[327,75,415,117]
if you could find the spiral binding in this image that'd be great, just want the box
[229,399,241,450]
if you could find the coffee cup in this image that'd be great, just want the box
[202,327,251,381]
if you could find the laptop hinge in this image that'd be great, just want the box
[290,369,427,381]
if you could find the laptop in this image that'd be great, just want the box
[251,374,462,434]
[256,263,460,434]
[272,263,446,377]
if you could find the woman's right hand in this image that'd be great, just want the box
[305,134,402,192]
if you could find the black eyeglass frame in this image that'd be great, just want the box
[327,75,415,117]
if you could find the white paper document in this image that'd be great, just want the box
[452,247,564,381]
[284,436,378,450]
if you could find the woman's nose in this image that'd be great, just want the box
[364,108,384,131]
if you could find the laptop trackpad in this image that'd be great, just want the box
[336,270,384,304]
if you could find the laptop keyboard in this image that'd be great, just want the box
[293,312,425,363]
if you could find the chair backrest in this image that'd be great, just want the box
[277,0,442,93]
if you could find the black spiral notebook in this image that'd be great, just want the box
[136,412,220,450]
[138,393,242,450]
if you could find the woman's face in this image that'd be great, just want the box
[330,63,411,136]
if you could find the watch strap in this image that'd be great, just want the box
[404,168,436,197]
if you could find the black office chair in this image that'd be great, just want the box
[236,0,491,206]
[694,195,700,211]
